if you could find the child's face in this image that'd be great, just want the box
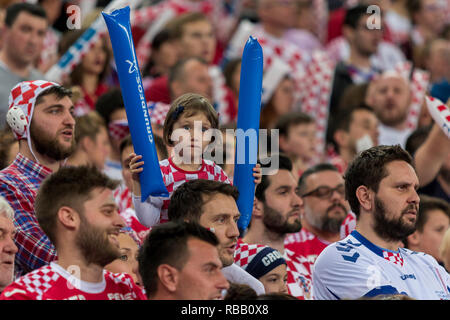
[282,123,317,161]
[171,112,213,162]
[259,264,288,294]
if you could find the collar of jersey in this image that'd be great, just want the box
[51,262,107,294]
[350,230,401,258]
[168,156,205,173]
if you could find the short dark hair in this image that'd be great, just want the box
[168,179,239,222]
[35,166,120,246]
[168,56,209,85]
[404,124,432,156]
[344,145,415,217]
[255,153,293,203]
[343,4,370,29]
[5,2,47,27]
[137,221,219,298]
[95,88,125,126]
[166,12,211,40]
[415,195,450,233]
[275,111,314,138]
[298,163,339,195]
[35,85,73,106]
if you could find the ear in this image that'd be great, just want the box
[333,129,349,149]
[157,264,179,293]
[355,185,373,213]
[406,231,421,248]
[279,134,289,153]
[57,206,79,230]
[342,25,354,43]
[252,198,264,218]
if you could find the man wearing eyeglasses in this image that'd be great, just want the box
[284,163,350,299]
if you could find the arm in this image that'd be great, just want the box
[132,194,164,228]
[414,123,450,187]
[0,184,56,275]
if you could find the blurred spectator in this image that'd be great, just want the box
[0,166,146,300]
[105,229,142,288]
[366,71,413,147]
[284,0,323,54]
[137,221,229,300]
[67,111,110,170]
[408,0,446,47]
[95,88,128,183]
[234,244,288,294]
[275,111,317,178]
[36,0,63,73]
[421,38,450,85]
[168,179,266,295]
[260,76,295,130]
[0,81,75,276]
[0,2,48,129]
[384,0,413,47]
[439,228,450,272]
[0,196,17,294]
[0,0,21,49]
[329,103,379,174]
[285,163,350,299]
[240,154,307,299]
[59,29,111,117]
[404,195,450,264]
[0,127,18,170]
[223,58,241,109]
[329,4,383,116]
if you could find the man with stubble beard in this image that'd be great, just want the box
[284,163,351,299]
[0,80,76,276]
[313,145,450,300]
[0,166,146,300]
[238,154,306,299]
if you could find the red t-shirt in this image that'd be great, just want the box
[0,262,146,300]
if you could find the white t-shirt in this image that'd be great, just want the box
[378,123,413,148]
[312,230,450,300]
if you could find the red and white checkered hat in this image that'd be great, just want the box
[7,80,60,140]
[149,101,171,126]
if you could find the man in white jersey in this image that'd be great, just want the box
[313,145,450,300]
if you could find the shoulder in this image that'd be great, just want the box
[104,271,146,299]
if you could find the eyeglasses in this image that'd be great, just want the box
[300,185,345,199]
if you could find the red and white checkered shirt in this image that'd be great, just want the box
[0,153,56,276]
[134,157,231,227]
[0,262,146,300]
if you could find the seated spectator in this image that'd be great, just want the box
[439,228,450,272]
[0,81,75,276]
[67,111,111,170]
[0,2,48,129]
[260,76,295,130]
[329,104,379,174]
[137,221,229,300]
[234,244,288,294]
[0,196,17,294]
[366,71,413,148]
[59,29,111,116]
[404,195,450,264]
[168,179,266,295]
[275,111,317,178]
[0,127,18,170]
[0,166,146,300]
[105,229,142,288]
[95,88,128,183]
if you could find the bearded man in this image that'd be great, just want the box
[0,80,76,276]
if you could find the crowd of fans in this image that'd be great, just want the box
[0,0,449,301]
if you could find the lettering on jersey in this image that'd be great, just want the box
[262,251,283,266]
[400,274,417,281]
[107,292,135,300]
[65,295,86,300]
[336,240,362,263]
[3,288,27,298]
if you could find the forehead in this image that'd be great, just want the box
[13,11,47,28]
[267,169,297,190]
[85,187,116,207]
[376,76,409,90]
[182,19,213,33]
[382,161,419,185]
[0,215,15,231]
[34,94,73,110]
[351,109,376,122]
[305,170,343,188]
[201,193,239,216]
[177,110,211,123]
[185,238,220,265]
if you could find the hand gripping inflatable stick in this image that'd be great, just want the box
[103,6,169,201]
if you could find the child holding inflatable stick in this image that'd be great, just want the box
[129,93,262,227]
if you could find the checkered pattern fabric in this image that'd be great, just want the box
[234,241,266,269]
[0,263,146,300]
[0,153,56,277]
[7,80,59,140]
[108,120,130,142]
[148,101,171,126]
[383,251,404,267]
[425,96,450,139]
